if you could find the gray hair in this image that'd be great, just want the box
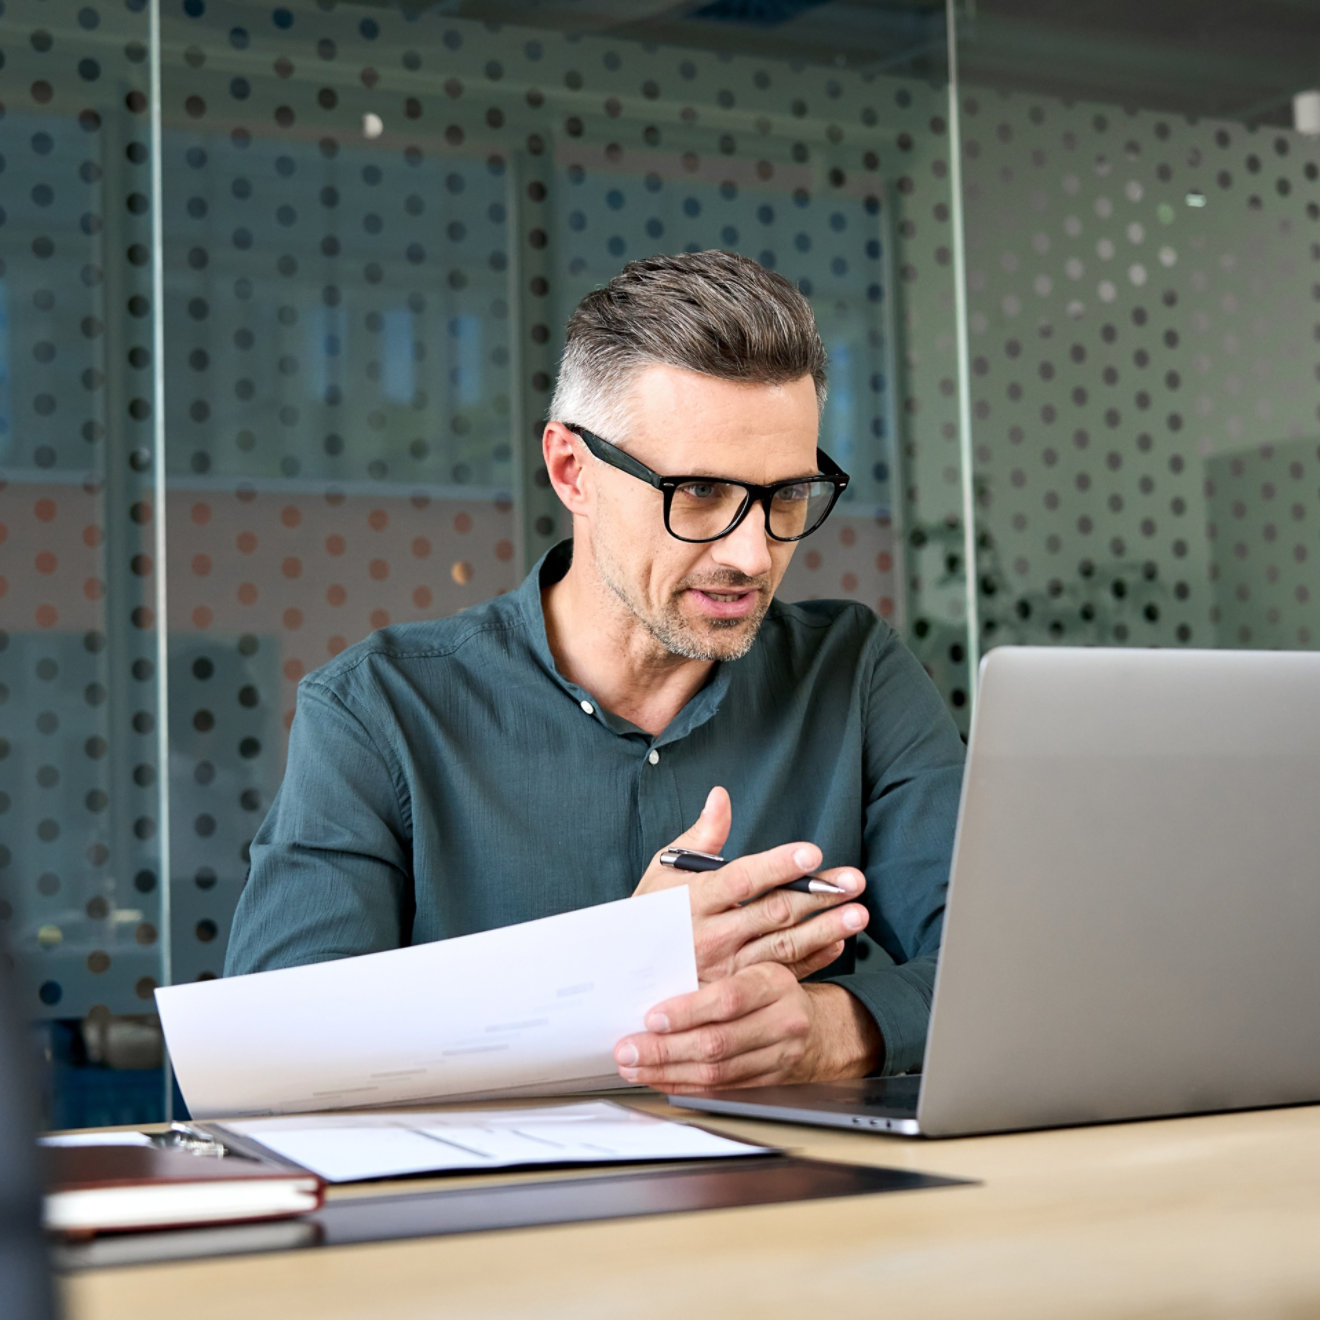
[549,250,827,439]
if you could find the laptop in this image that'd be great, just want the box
[673,645,1320,1138]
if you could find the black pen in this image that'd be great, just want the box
[659,847,848,895]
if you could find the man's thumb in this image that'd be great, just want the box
[673,785,732,856]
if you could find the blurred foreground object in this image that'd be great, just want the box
[0,941,59,1320]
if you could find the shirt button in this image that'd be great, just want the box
[579,699,595,715]
[647,749,660,765]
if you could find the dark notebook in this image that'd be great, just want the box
[43,1144,325,1238]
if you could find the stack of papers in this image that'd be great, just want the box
[209,1101,773,1183]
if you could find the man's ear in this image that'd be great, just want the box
[542,422,592,517]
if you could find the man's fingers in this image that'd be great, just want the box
[689,868,867,982]
[813,865,865,893]
[697,842,820,910]
[691,850,864,919]
[633,786,732,898]
[788,939,848,980]
[613,966,812,1090]
[733,900,869,973]
[623,1042,801,1094]
[635,797,867,988]
[635,962,794,1038]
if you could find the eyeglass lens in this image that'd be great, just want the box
[668,479,838,541]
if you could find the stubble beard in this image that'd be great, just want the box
[593,542,772,663]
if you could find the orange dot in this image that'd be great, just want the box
[451,561,473,585]
[282,556,302,579]
[34,498,57,522]
[369,558,389,581]
[411,537,432,558]
[192,553,212,576]
[282,607,304,630]
[190,502,211,525]
[412,586,433,609]
[454,513,472,534]
[235,485,257,504]
[839,526,856,547]
[83,524,103,548]
[237,582,258,605]
[327,635,347,656]
[369,608,390,629]
[876,552,893,573]
[841,572,858,592]
[494,497,513,515]
[878,597,895,617]
[368,509,389,531]
[804,550,822,571]
[282,658,305,682]
[83,578,104,601]
[327,584,346,606]
[236,531,257,554]
[36,604,58,628]
[35,551,57,574]
[495,539,514,562]
[325,534,346,556]
[280,505,301,528]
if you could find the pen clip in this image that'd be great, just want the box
[150,1123,231,1158]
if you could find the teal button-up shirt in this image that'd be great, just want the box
[224,542,966,1075]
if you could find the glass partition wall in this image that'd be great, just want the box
[3,0,1316,1125]
[952,3,1320,655]
[1,0,962,1124]
[0,0,168,1123]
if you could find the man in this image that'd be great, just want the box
[225,250,965,1092]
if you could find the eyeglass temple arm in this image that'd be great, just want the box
[814,449,849,486]
[563,424,669,490]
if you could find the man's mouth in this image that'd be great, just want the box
[686,585,763,619]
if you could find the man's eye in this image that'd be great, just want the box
[676,481,729,502]
[775,483,812,503]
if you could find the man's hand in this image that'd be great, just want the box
[613,965,884,1094]
[634,786,869,983]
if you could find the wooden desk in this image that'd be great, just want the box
[63,1101,1320,1319]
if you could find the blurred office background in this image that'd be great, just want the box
[1,0,1317,1126]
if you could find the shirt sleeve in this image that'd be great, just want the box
[223,677,414,975]
[819,625,966,1075]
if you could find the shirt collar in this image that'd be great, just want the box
[515,539,734,745]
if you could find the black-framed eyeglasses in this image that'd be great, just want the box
[565,425,850,544]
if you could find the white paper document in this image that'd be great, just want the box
[156,889,697,1119]
[212,1101,770,1183]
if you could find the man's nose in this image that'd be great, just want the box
[708,502,775,579]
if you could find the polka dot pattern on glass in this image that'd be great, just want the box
[960,92,1320,655]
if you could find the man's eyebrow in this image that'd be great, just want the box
[678,468,821,484]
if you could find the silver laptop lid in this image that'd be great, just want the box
[918,646,1320,1137]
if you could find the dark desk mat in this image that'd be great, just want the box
[55,1156,972,1271]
